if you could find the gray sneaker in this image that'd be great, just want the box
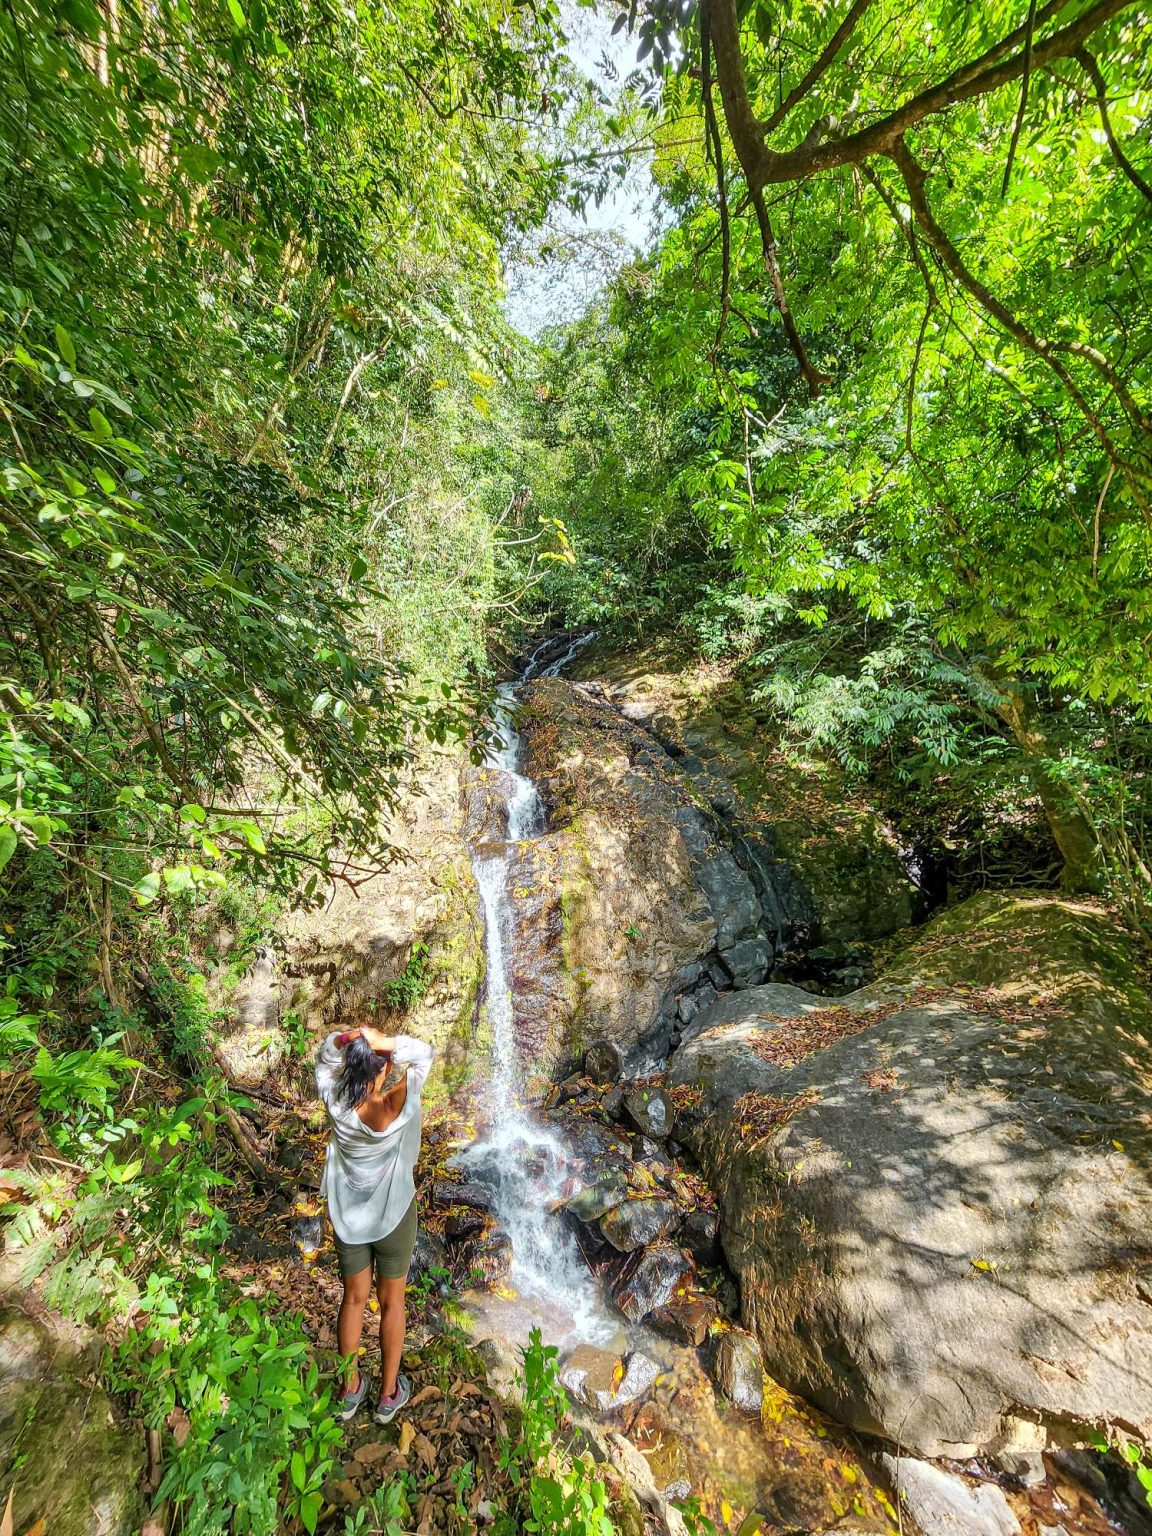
[338,1370,370,1422]
[373,1373,411,1425]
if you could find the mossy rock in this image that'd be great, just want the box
[0,1307,144,1536]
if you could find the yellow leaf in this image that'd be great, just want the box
[970,1258,996,1272]
[720,1500,734,1524]
[398,1420,416,1457]
[1112,1139,1124,1151]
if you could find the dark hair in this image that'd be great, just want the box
[336,1036,391,1110]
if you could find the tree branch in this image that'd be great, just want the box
[889,137,1149,517]
[708,0,1135,186]
[762,0,875,135]
[1074,47,1152,206]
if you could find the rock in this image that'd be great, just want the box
[410,1227,449,1281]
[880,1457,1021,1536]
[673,961,703,990]
[711,1328,763,1414]
[282,744,484,1105]
[598,1197,680,1252]
[601,1084,625,1120]
[678,1207,719,1262]
[623,1084,672,1139]
[612,1244,695,1323]
[475,1335,524,1403]
[670,893,1152,1457]
[559,1344,660,1413]
[677,993,698,1024]
[469,1227,514,1287]
[509,679,716,1076]
[565,1171,629,1222]
[691,850,760,950]
[649,1293,719,1347]
[719,936,773,989]
[432,1179,494,1212]
[585,1038,624,1082]
[632,1134,665,1160]
[444,1210,488,1244]
[0,1307,145,1536]
[994,1452,1047,1487]
[216,950,286,1087]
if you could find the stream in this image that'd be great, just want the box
[457,631,616,1345]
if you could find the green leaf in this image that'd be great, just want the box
[225,0,247,26]
[54,323,76,368]
[290,1450,307,1491]
[0,824,18,875]
[132,871,161,906]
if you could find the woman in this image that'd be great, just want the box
[315,1022,434,1424]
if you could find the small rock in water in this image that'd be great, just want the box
[880,1456,1021,1536]
[649,1292,719,1347]
[711,1328,764,1415]
[470,1227,514,1288]
[679,1207,720,1262]
[432,1178,494,1213]
[559,1344,660,1414]
[444,1210,488,1244]
[584,1038,624,1083]
[598,1196,680,1252]
[565,1171,630,1222]
[612,1244,695,1322]
[623,1084,672,1139]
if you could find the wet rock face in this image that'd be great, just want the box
[612,1244,696,1323]
[711,1329,764,1415]
[598,1196,680,1253]
[559,1344,661,1414]
[623,1084,672,1140]
[670,893,1152,1459]
[584,1038,624,1083]
[0,1308,144,1536]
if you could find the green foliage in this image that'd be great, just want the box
[382,941,433,1013]
[117,1273,341,1536]
[502,1329,617,1536]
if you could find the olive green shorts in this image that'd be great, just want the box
[333,1197,419,1282]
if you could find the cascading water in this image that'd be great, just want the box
[459,633,615,1344]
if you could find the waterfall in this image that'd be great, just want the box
[458,633,613,1343]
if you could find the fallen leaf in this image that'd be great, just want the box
[412,1432,437,1470]
[398,1420,416,1457]
[166,1406,191,1446]
[353,1441,391,1465]
[410,1385,441,1408]
[23,1521,45,1536]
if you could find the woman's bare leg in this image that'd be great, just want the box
[337,1266,372,1390]
[376,1273,407,1399]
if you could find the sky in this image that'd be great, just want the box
[502,2,662,337]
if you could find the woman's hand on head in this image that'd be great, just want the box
[359,1024,396,1054]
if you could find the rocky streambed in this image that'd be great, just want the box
[216,634,1152,1536]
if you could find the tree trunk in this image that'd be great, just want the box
[987,674,1100,893]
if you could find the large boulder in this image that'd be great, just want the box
[0,1305,144,1535]
[669,893,1152,1458]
